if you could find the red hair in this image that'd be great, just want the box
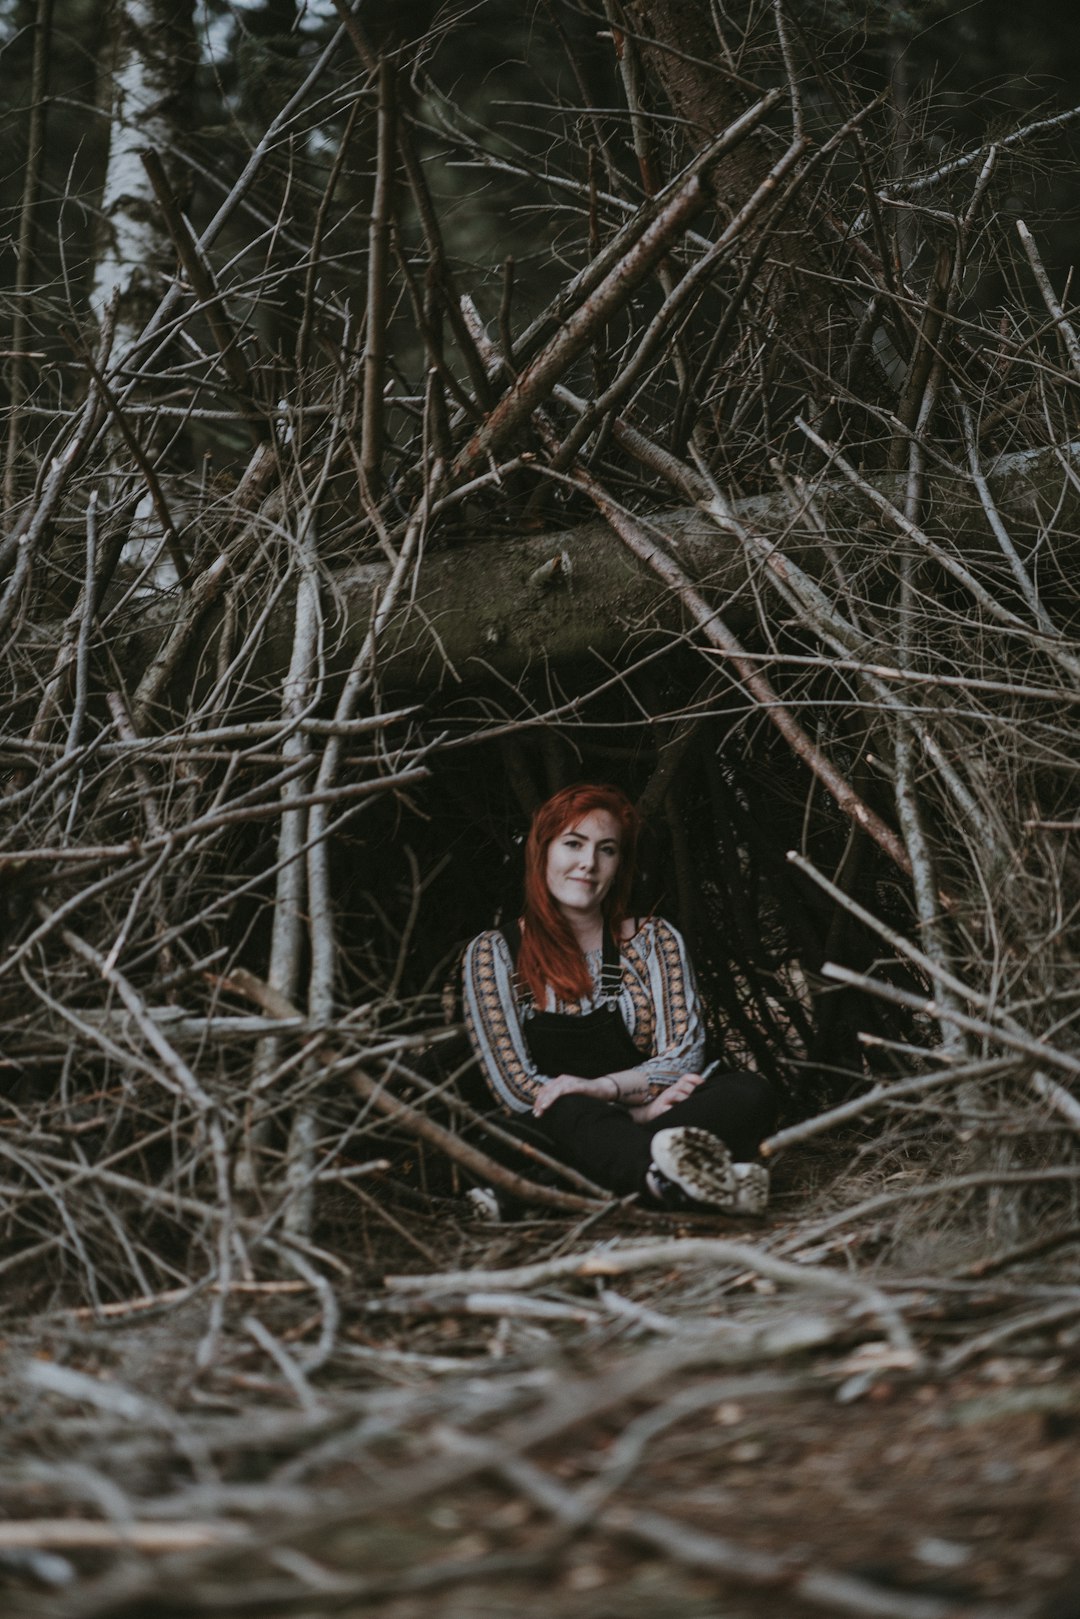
[517,784,641,1005]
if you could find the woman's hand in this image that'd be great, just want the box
[533,1073,612,1116]
[627,1071,706,1123]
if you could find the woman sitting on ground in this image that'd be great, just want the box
[461,783,777,1213]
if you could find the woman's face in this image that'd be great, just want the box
[544,809,621,920]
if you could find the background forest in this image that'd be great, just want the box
[3,3,1080,1615]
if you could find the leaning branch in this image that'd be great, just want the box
[571,471,913,876]
[453,171,712,477]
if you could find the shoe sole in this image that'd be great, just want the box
[650,1127,736,1208]
[731,1161,770,1216]
[465,1187,502,1221]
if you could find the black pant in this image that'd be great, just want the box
[503,1071,777,1199]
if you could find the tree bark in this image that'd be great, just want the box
[92,0,196,365]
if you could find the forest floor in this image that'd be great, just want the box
[3,1143,1080,1619]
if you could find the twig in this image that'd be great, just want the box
[360,56,396,495]
[787,1167,1080,1252]
[958,1224,1080,1279]
[0,1521,245,1553]
[759,1054,1017,1159]
[140,147,264,438]
[224,964,608,1214]
[939,1297,1080,1373]
[347,1066,606,1215]
[63,493,101,760]
[954,388,1061,636]
[0,378,109,641]
[497,255,516,370]
[329,0,499,411]
[878,103,1080,198]
[385,1238,918,1356]
[437,1385,977,1619]
[1030,1070,1080,1134]
[297,458,446,1233]
[794,417,1031,631]
[336,1175,440,1264]
[789,855,1080,1135]
[380,1290,605,1324]
[130,554,230,730]
[510,90,784,364]
[1016,219,1080,385]
[305,461,445,1037]
[105,692,167,842]
[106,12,351,385]
[62,710,416,749]
[821,961,1080,1082]
[46,909,216,1113]
[244,1314,323,1414]
[0,765,432,878]
[601,1502,991,1619]
[551,133,812,469]
[59,1281,313,1321]
[240,521,321,1213]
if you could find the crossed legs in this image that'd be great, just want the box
[525,1070,777,1198]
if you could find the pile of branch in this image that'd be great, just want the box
[2,0,1080,1330]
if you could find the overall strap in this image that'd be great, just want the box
[599,923,623,1002]
[498,919,530,1007]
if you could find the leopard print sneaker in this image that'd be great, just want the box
[648,1127,736,1209]
[646,1130,770,1215]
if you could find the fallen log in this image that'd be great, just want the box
[119,438,1080,698]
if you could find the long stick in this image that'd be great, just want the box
[516,92,782,363]
[305,459,446,1077]
[1017,219,1080,385]
[360,56,395,495]
[242,524,321,1204]
[758,1054,1015,1159]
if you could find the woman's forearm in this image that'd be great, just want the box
[600,1068,651,1105]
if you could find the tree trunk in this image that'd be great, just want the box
[92,0,196,366]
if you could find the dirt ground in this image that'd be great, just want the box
[4,1161,1080,1619]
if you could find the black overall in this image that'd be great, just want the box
[502,923,777,1198]
[521,923,645,1083]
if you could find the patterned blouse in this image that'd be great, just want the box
[461,917,706,1114]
